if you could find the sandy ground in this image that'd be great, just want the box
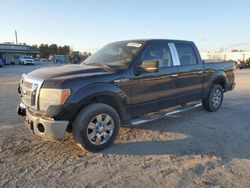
[0,64,250,187]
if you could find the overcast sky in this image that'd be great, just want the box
[0,0,249,52]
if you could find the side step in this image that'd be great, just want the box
[130,102,202,126]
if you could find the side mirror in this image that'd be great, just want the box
[136,60,159,74]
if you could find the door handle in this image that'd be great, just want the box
[171,74,178,77]
[114,78,130,83]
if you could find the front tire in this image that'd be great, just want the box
[73,103,120,152]
[202,84,224,112]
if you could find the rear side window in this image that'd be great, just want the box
[175,44,197,66]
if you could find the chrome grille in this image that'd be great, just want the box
[20,74,44,110]
[22,80,33,88]
[21,80,32,106]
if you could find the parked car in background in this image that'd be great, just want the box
[41,58,48,62]
[19,55,35,65]
[234,61,240,69]
[239,62,250,69]
[0,59,3,68]
[34,58,40,62]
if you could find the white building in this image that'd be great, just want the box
[201,51,250,62]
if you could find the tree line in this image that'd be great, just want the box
[31,44,91,60]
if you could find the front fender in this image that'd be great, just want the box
[67,83,128,105]
[50,83,129,121]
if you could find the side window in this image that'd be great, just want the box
[141,44,173,68]
[175,44,197,66]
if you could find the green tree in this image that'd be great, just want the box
[31,44,38,49]
[82,51,91,59]
[246,58,250,64]
[58,45,70,55]
[49,44,58,55]
[39,44,50,58]
[35,43,87,60]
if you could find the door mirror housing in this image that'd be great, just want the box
[136,60,159,74]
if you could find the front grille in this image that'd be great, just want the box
[22,80,33,88]
[20,75,44,110]
[21,80,33,107]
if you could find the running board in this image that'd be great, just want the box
[130,103,202,126]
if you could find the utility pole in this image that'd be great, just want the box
[15,30,18,44]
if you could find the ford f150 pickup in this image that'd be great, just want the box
[17,39,235,152]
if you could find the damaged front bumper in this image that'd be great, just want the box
[17,103,69,140]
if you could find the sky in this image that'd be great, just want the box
[0,0,249,53]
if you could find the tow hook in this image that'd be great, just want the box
[17,103,26,116]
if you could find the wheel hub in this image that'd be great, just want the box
[87,113,114,145]
[212,88,222,108]
[96,123,104,133]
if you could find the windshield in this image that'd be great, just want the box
[82,41,144,68]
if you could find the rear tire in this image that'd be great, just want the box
[202,84,224,112]
[72,103,120,152]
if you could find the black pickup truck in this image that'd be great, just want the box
[17,39,235,151]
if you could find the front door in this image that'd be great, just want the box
[130,42,179,115]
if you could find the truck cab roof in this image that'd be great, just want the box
[115,39,193,44]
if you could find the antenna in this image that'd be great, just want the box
[15,30,18,44]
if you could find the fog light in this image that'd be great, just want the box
[37,123,45,133]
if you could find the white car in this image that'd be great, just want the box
[19,56,35,65]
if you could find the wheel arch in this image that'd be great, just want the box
[202,70,227,99]
[213,76,226,90]
[67,83,129,122]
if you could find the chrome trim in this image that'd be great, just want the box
[171,74,178,77]
[21,74,44,110]
[114,78,130,83]
[20,102,26,109]
[130,103,202,126]
[168,43,180,66]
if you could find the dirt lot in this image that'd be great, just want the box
[0,64,250,187]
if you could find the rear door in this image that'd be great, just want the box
[174,42,203,101]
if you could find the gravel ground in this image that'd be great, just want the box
[0,64,250,187]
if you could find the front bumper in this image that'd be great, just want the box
[225,83,236,92]
[23,61,35,64]
[18,103,69,140]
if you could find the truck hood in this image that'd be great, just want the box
[27,64,113,80]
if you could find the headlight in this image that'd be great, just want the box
[39,88,71,111]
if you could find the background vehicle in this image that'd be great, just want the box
[41,58,48,62]
[239,62,250,69]
[19,55,35,65]
[0,58,3,68]
[17,39,235,152]
[53,55,67,64]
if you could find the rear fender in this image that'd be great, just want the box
[203,70,227,98]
